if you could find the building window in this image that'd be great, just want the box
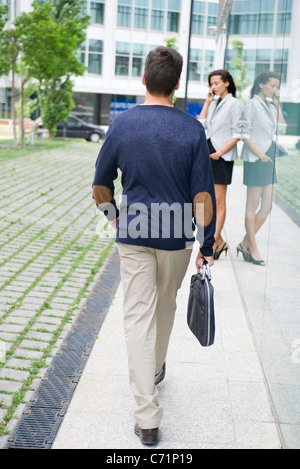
[83,0,105,25]
[206,2,218,35]
[115,42,131,76]
[118,4,132,27]
[230,0,276,35]
[132,43,147,76]
[225,48,289,84]
[151,8,164,30]
[192,1,218,36]
[273,49,289,83]
[117,0,181,32]
[134,7,148,29]
[88,39,103,74]
[115,42,148,77]
[189,48,215,82]
[79,41,87,68]
[79,39,104,75]
[90,0,105,24]
[189,49,202,81]
[192,1,206,35]
[167,0,181,32]
[277,0,293,34]
[203,50,215,81]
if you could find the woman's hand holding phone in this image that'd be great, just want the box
[272,90,280,109]
[206,88,215,104]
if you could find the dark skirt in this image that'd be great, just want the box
[207,139,234,185]
[243,141,278,187]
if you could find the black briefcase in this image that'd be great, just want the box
[187,263,215,347]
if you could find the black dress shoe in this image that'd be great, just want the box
[134,423,159,446]
[155,362,166,385]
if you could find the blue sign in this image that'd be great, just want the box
[110,98,138,120]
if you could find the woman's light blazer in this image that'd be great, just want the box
[199,93,243,161]
[241,95,287,163]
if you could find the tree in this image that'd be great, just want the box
[164,36,177,49]
[0,7,23,147]
[16,0,90,139]
[0,4,8,51]
[164,36,178,106]
[0,5,9,108]
[15,61,39,148]
[0,5,8,76]
[230,39,249,99]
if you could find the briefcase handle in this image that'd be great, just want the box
[197,262,212,281]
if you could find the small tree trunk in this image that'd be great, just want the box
[12,65,17,148]
[21,81,24,149]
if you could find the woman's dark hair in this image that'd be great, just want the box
[250,71,281,98]
[208,69,237,97]
[144,46,183,97]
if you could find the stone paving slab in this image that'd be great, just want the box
[0,140,119,445]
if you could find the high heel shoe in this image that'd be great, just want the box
[248,251,266,266]
[214,242,228,260]
[236,243,250,262]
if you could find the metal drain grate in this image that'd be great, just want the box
[5,248,120,450]
[6,407,64,450]
[47,349,90,377]
[29,373,79,409]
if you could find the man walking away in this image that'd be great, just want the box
[92,46,216,446]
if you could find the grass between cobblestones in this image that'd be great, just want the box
[0,138,75,161]
[276,150,300,213]
[0,139,120,438]
[235,145,300,212]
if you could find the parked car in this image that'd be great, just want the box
[56,114,105,142]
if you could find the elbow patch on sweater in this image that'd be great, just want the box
[193,192,213,227]
[93,185,112,206]
[93,185,118,221]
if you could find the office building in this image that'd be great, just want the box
[0,0,299,134]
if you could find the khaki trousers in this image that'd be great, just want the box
[117,243,192,429]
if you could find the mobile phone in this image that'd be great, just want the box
[212,90,215,95]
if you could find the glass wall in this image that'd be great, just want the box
[224,0,300,449]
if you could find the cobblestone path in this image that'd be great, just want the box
[0,140,119,441]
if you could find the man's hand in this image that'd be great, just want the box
[195,251,214,269]
[109,218,119,231]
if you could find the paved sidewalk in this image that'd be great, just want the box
[51,241,282,449]
[2,154,299,449]
[51,161,294,449]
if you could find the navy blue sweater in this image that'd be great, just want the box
[93,105,216,256]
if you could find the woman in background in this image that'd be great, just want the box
[199,69,242,259]
[237,71,287,266]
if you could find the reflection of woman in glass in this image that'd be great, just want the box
[199,70,242,259]
[237,71,287,266]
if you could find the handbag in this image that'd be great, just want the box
[187,263,215,347]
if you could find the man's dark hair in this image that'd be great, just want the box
[144,46,183,97]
